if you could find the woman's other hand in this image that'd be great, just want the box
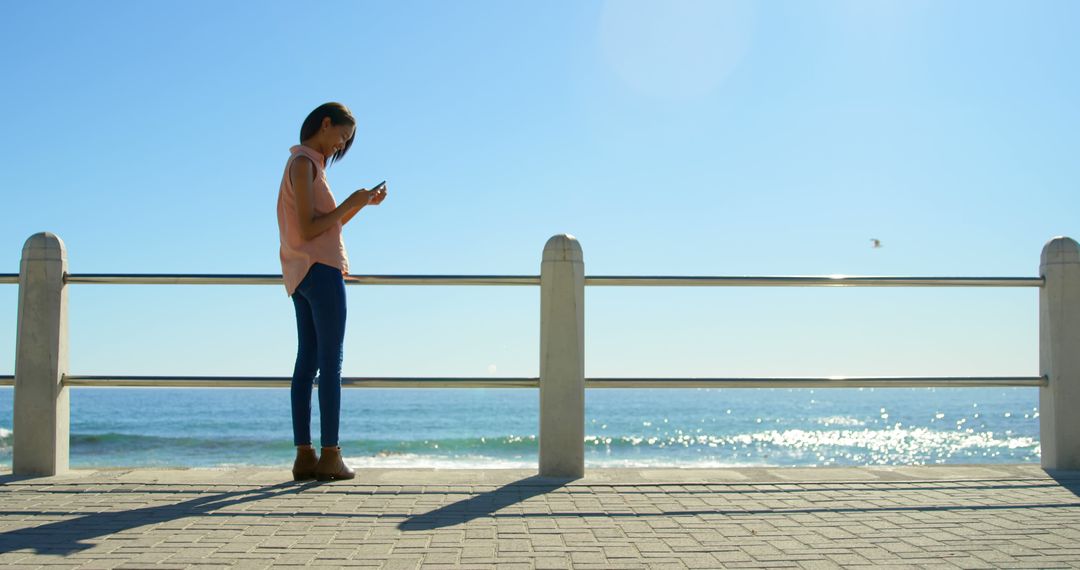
[370,184,388,205]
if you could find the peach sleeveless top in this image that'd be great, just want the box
[277,145,349,296]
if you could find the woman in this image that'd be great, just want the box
[276,102,387,481]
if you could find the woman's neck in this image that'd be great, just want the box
[299,141,328,165]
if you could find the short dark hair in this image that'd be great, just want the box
[299,102,356,166]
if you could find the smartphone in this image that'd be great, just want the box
[372,180,387,192]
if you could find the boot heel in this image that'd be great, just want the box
[292,446,319,482]
[315,446,356,481]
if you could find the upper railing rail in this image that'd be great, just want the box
[62,274,540,286]
[0,374,1047,389]
[0,273,1048,287]
[585,275,1044,287]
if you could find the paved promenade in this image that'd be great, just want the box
[0,465,1078,569]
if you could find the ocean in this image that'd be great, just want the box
[0,386,1040,469]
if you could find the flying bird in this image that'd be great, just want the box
[870,239,882,248]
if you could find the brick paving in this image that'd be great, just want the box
[0,465,1078,569]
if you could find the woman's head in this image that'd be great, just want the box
[299,102,356,166]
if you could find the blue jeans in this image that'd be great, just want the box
[290,263,346,447]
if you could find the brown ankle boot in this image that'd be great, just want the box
[315,446,356,481]
[292,446,318,481]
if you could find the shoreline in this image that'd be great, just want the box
[3,463,1067,484]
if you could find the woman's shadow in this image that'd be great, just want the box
[0,474,573,553]
[0,477,318,555]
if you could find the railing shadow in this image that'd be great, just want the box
[0,480,318,555]
[3,471,1078,553]
[398,475,571,531]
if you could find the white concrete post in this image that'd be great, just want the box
[1039,236,1080,471]
[539,234,585,478]
[14,233,70,476]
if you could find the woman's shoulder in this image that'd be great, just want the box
[287,154,318,187]
[290,145,324,163]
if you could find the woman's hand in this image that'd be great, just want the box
[370,184,388,205]
[344,188,379,210]
[339,185,387,226]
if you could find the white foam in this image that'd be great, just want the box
[817,416,866,427]
[345,454,533,469]
[342,454,769,469]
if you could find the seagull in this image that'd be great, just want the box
[870,239,882,249]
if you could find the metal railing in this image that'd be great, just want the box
[586,275,1045,287]
[10,272,1044,288]
[4,272,1047,391]
[63,274,540,286]
[60,375,539,388]
[0,374,1049,389]
[19,371,1054,388]
[5,233,1080,476]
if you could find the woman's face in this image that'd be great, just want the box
[318,118,355,157]
[327,123,355,156]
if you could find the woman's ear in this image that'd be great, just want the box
[321,116,332,131]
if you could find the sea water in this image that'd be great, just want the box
[0,387,1040,469]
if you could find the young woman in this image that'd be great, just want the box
[276,102,387,481]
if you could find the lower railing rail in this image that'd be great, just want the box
[586,376,1047,388]
[60,376,538,388]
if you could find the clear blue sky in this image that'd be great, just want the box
[1,1,1077,380]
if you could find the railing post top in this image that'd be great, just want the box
[543,234,582,263]
[1041,236,1079,268]
[21,232,67,262]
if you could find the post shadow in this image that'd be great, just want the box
[0,480,317,555]
[398,475,570,531]
[1044,469,1080,499]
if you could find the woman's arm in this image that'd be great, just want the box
[340,205,361,227]
[291,157,373,240]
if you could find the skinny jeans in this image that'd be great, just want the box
[290,263,346,447]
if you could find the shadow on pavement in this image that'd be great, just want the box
[0,480,316,555]
[399,476,570,531]
[3,472,1078,553]
[1045,469,1080,499]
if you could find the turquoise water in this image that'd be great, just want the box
[0,387,1040,468]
